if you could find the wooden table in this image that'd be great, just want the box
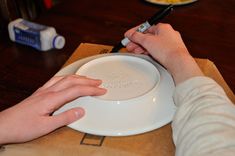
[0,0,235,111]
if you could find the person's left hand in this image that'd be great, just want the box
[0,75,106,145]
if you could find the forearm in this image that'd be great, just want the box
[172,77,235,156]
[0,110,11,145]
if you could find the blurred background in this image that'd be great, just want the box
[0,0,60,36]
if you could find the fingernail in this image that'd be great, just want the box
[75,108,85,118]
[103,88,107,93]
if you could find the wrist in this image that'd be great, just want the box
[167,52,203,85]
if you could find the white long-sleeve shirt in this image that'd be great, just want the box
[172,77,235,156]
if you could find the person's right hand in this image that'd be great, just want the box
[125,23,203,84]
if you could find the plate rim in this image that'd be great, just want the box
[55,53,176,136]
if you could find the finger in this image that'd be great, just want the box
[46,75,103,93]
[133,46,146,54]
[145,25,158,34]
[41,76,64,89]
[126,42,140,52]
[124,25,140,38]
[33,75,91,96]
[126,42,147,54]
[44,85,107,111]
[34,75,87,92]
[42,75,88,90]
[33,76,65,95]
[126,31,157,50]
[47,107,85,131]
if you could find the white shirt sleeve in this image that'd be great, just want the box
[172,76,235,156]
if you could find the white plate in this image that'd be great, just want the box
[145,0,198,5]
[76,55,160,100]
[54,53,176,136]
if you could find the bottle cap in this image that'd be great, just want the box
[53,35,65,49]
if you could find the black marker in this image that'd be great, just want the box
[111,4,173,53]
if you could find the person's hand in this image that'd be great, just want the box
[0,75,106,145]
[125,23,203,84]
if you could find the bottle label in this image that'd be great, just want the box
[13,20,47,50]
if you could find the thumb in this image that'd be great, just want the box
[50,107,85,130]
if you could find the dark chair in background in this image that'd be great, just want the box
[0,0,60,36]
